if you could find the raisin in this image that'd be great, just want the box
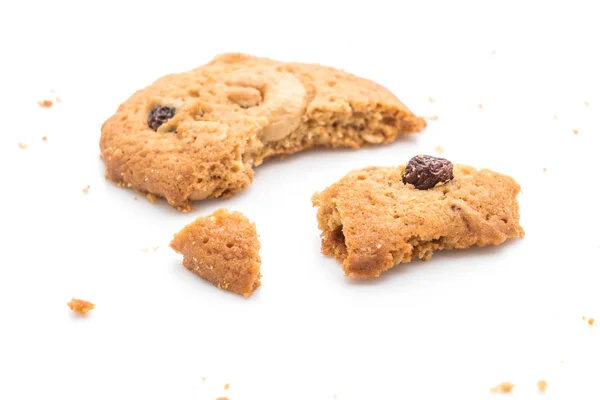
[402,155,454,190]
[148,105,175,131]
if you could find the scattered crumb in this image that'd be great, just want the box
[478,103,483,110]
[42,136,47,141]
[224,383,230,390]
[18,143,28,149]
[201,377,206,383]
[67,298,95,315]
[146,193,157,204]
[56,97,62,103]
[584,101,589,107]
[588,317,595,326]
[424,115,439,121]
[543,168,547,172]
[553,114,558,120]
[490,382,514,393]
[216,398,229,400]
[428,96,435,103]
[573,129,579,135]
[134,196,138,200]
[435,145,444,154]
[38,100,53,108]
[537,380,547,393]
[82,185,90,194]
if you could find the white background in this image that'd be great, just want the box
[1,1,599,399]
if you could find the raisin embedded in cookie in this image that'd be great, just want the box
[312,157,524,278]
[100,53,426,211]
[170,209,261,297]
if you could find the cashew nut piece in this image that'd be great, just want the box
[227,67,307,142]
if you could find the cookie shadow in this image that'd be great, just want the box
[343,239,523,286]
[252,133,421,173]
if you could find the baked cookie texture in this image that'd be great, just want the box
[100,53,426,210]
[312,164,524,278]
[170,209,261,297]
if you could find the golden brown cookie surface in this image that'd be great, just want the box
[100,53,426,210]
[170,209,261,298]
[313,162,524,278]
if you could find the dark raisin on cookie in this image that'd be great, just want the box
[148,106,176,131]
[402,155,454,190]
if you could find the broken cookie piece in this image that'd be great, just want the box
[67,298,95,315]
[170,209,261,297]
[100,53,426,210]
[312,156,524,278]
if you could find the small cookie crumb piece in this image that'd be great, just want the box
[543,168,547,172]
[82,185,90,194]
[490,382,514,393]
[42,136,47,141]
[170,209,262,298]
[435,145,444,154]
[134,196,138,200]
[428,96,435,103]
[478,104,484,109]
[146,193,157,204]
[424,115,439,121]
[38,100,53,108]
[584,101,589,107]
[537,380,547,393]
[67,298,94,315]
[18,143,28,149]
[216,397,229,400]
[573,129,579,135]
[588,317,595,326]
[201,377,206,383]
[553,114,558,120]
[224,383,230,390]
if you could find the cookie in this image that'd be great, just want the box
[312,156,524,278]
[170,209,261,297]
[100,53,426,211]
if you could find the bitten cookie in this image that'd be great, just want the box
[100,53,426,211]
[312,155,524,278]
[170,209,261,297]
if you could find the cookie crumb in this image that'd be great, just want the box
[490,382,514,393]
[573,129,579,135]
[38,100,53,108]
[42,136,47,141]
[428,96,435,103]
[216,398,229,400]
[146,193,157,204]
[134,196,138,200]
[82,185,90,194]
[424,115,439,121]
[584,101,589,107]
[537,380,547,393]
[224,383,230,390]
[201,377,206,383]
[478,103,483,110]
[56,97,62,103]
[435,145,444,154]
[543,168,547,172]
[18,143,28,149]
[67,298,94,315]
[553,114,558,120]
[588,317,595,326]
